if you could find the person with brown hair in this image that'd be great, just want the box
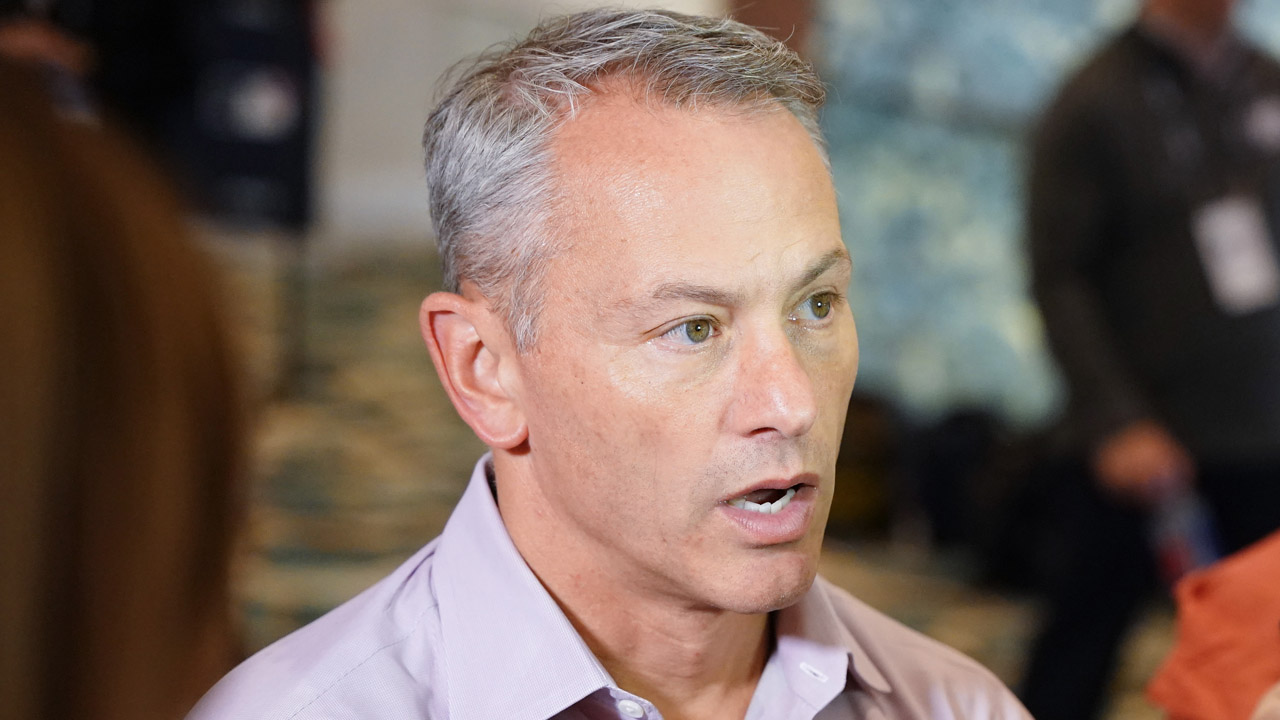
[0,58,246,720]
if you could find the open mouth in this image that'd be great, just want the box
[727,485,801,515]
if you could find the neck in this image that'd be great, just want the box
[571,597,771,720]
[494,452,772,720]
[1142,4,1230,62]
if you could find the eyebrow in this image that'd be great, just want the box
[785,248,851,298]
[630,247,852,313]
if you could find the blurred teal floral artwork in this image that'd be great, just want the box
[817,0,1280,428]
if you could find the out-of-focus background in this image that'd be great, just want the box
[8,0,1280,717]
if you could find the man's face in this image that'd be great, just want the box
[1156,0,1235,34]
[509,96,858,614]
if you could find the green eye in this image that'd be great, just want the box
[792,291,841,322]
[681,319,713,343]
[800,292,835,320]
[663,318,715,345]
[810,294,832,319]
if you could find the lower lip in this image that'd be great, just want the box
[718,486,817,545]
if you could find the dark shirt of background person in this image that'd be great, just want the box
[0,59,247,720]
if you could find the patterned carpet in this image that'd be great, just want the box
[208,234,1171,719]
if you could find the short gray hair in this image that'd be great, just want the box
[423,7,828,350]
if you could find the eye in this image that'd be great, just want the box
[662,317,716,345]
[794,291,839,321]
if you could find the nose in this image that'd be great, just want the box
[727,326,819,440]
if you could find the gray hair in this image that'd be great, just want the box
[423,7,828,350]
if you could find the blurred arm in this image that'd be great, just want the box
[1027,95,1191,498]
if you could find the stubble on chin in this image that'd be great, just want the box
[711,543,821,615]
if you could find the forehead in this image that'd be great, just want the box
[541,95,841,303]
[550,92,820,201]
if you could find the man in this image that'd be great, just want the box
[188,9,1030,719]
[1023,0,1280,718]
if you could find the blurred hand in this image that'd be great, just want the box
[1092,420,1195,505]
[0,19,92,77]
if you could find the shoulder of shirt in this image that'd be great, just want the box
[1039,29,1148,124]
[186,538,446,720]
[812,576,1026,707]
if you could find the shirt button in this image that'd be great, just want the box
[616,698,645,718]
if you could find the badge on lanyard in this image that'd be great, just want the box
[1192,195,1280,314]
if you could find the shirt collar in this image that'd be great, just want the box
[432,454,613,720]
[774,575,893,698]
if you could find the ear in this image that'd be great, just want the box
[419,291,528,449]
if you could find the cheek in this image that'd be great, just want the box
[528,351,689,479]
[596,356,730,506]
[605,350,731,432]
[803,325,859,437]
[819,337,858,401]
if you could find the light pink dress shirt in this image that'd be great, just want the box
[188,455,1032,720]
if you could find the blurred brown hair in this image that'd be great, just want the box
[0,60,245,720]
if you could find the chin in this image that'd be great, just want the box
[717,552,819,614]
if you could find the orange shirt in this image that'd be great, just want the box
[1148,530,1280,720]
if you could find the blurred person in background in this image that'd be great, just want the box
[0,0,319,232]
[728,0,815,57]
[0,58,246,720]
[1145,529,1280,719]
[0,0,202,147]
[1023,0,1280,717]
[1,0,320,396]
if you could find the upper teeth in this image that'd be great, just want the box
[729,487,797,515]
